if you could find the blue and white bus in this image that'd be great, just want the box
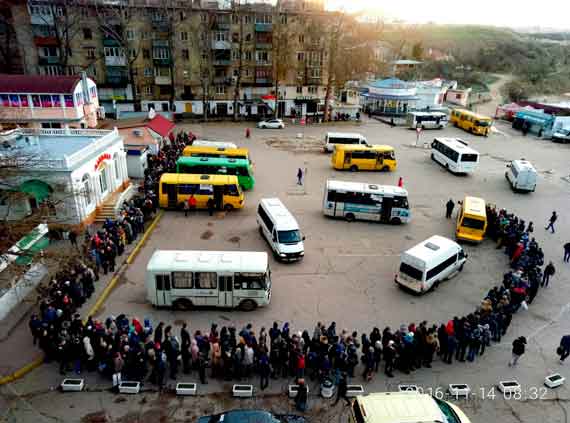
[322,179,411,224]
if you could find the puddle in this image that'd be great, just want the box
[201,230,214,240]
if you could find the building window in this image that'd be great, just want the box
[299,34,304,43]
[256,51,269,63]
[179,10,186,20]
[233,69,239,77]
[232,14,239,24]
[180,31,188,41]
[113,153,120,180]
[255,14,271,24]
[244,51,252,61]
[83,28,92,40]
[215,32,228,42]
[201,13,207,22]
[232,50,239,60]
[142,31,150,40]
[40,66,63,76]
[182,49,189,60]
[311,68,320,78]
[296,86,302,94]
[244,69,250,77]
[82,174,92,205]
[99,166,108,193]
[183,70,189,78]
[308,86,317,94]
[41,46,59,57]
[86,47,96,60]
[297,52,304,61]
[154,67,171,77]
[144,86,152,95]
[143,48,150,59]
[152,47,170,59]
[244,15,252,24]
[216,85,226,95]
[144,67,153,77]
[245,33,252,42]
[126,30,135,40]
[280,14,287,24]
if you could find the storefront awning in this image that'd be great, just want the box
[19,180,52,202]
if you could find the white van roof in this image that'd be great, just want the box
[433,137,479,156]
[326,180,408,197]
[147,250,268,273]
[326,132,365,139]
[260,198,300,231]
[402,235,460,269]
[355,392,446,423]
[511,159,536,172]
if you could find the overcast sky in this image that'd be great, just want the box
[325,0,570,30]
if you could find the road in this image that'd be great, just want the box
[2,117,570,423]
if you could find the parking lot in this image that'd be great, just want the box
[4,118,570,422]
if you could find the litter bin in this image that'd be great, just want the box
[320,378,335,398]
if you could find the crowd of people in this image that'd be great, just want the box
[29,201,556,401]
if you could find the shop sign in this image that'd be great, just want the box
[94,153,111,171]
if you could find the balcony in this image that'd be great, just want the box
[105,56,127,67]
[155,76,171,85]
[105,75,129,86]
[255,23,272,32]
[213,59,231,66]
[256,78,272,84]
[33,36,58,46]
[211,40,231,50]
[153,57,171,66]
[38,56,60,65]
[103,38,121,47]
[152,40,169,47]
[256,42,272,49]
[216,23,230,30]
[213,76,232,85]
[30,14,54,26]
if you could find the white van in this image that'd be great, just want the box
[324,132,368,153]
[192,140,238,149]
[505,159,537,192]
[257,198,305,261]
[395,235,467,294]
[349,392,472,423]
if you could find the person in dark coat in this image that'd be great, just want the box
[542,262,556,287]
[558,335,570,364]
[509,336,526,366]
[295,379,308,411]
[545,211,557,233]
[445,199,455,219]
[333,372,350,406]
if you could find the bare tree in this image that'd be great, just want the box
[0,4,21,74]
[94,2,143,106]
[271,0,291,118]
[322,12,344,122]
[198,12,215,122]
[232,1,245,121]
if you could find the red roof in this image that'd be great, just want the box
[146,114,175,137]
[0,74,82,94]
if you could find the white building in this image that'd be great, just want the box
[0,128,129,224]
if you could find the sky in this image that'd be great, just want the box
[325,0,570,30]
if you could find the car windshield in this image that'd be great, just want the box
[278,230,301,243]
[434,398,462,423]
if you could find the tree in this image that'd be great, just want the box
[272,0,292,118]
[232,1,245,121]
[198,12,215,122]
[95,3,143,105]
[500,79,532,103]
[0,5,21,74]
[412,41,424,60]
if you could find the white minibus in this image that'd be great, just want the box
[505,159,537,192]
[323,180,411,224]
[145,250,271,311]
[324,132,368,153]
[395,235,467,294]
[407,111,448,129]
[192,140,238,149]
[431,137,479,174]
[257,198,305,261]
[349,392,472,423]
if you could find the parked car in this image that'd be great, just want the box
[552,128,570,143]
[198,410,307,423]
[257,118,285,129]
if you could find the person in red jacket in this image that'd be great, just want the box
[296,353,305,379]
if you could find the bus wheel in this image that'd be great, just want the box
[349,165,358,172]
[381,166,389,172]
[430,153,435,161]
[459,263,465,272]
[174,299,193,311]
[390,217,402,225]
[240,300,257,311]
[224,204,234,212]
[345,213,355,222]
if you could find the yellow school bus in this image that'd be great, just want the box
[450,109,493,136]
[159,173,244,211]
[331,144,397,172]
[456,196,487,242]
[182,145,251,162]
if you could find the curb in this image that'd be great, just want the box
[0,211,163,386]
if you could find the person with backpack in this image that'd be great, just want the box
[509,336,526,366]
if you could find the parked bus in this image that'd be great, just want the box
[182,145,251,163]
[176,156,255,190]
[192,140,238,149]
[323,180,411,224]
[395,235,467,294]
[431,137,479,174]
[145,250,271,311]
[331,144,397,172]
[456,196,487,243]
[158,173,244,211]
[324,132,368,153]
[407,111,448,129]
[450,109,493,136]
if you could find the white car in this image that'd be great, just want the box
[552,129,570,143]
[257,118,285,129]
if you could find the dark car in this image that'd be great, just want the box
[198,410,307,423]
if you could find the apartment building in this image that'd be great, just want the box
[5,0,337,118]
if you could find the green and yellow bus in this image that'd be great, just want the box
[158,173,245,211]
[176,156,255,190]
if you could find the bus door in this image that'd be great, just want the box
[155,274,171,306]
[376,152,384,169]
[214,185,224,210]
[381,197,393,222]
[344,152,351,166]
[166,184,177,208]
[218,274,233,307]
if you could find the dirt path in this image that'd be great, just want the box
[474,73,513,117]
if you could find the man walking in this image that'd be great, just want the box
[445,199,455,219]
[509,336,526,367]
[564,242,570,263]
[297,168,303,185]
[558,335,570,364]
[542,261,556,287]
[545,211,557,233]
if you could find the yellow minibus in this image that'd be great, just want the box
[456,196,487,242]
[450,109,493,136]
[331,145,397,172]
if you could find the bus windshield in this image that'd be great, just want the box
[278,230,301,243]
[434,398,462,423]
[393,196,409,209]
[476,120,491,127]
[460,154,478,162]
[234,272,268,290]
[461,217,485,230]
[399,262,423,281]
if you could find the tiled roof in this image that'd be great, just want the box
[0,74,81,94]
[146,114,175,137]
